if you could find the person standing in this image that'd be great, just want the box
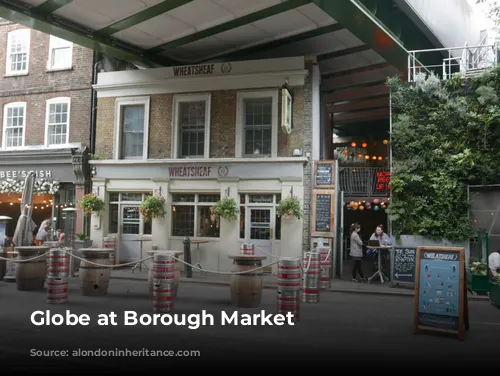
[350,223,366,282]
[489,249,500,278]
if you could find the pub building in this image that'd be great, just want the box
[90,56,322,273]
[0,147,90,242]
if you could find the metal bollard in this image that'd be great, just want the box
[240,243,255,256]
[183,237,192,279]
[152,253,175,313]
[302,251,320,304]
[47,248,70,304]
[277,257,301,322]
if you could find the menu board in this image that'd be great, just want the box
[413,247,469,340]
[312,189,334,237]
[391,247,417,284]
[314,161,335,189]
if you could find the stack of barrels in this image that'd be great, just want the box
[240,243,255,256]
[152,253,176,313]
[318,246,332,289]
[302,251,320,304]
[277,257,301,322]
[46,248,70,304]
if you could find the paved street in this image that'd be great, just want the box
[0,278,498,371]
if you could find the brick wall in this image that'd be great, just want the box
[0,22,93,147]
[94,84,309,159]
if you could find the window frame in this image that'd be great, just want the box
[170,193,220,239]
[114,96,150,160]
[47,35,73,71]
[44,97,71,147]
[107,192,152,236]
[2,102,27,150]
[238,193,281,241]
[6,29,30,76]
[171,93,211,159]
[235,90,279,158]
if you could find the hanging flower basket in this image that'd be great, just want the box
[78,193,106,216]
[211,198,239,220]
[139,195,166,222]
[277,196,302,220]
[0,178,60,195]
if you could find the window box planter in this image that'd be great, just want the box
[489,281,500,308]
[466,269,489,295]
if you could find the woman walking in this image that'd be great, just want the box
[350,223,366,282]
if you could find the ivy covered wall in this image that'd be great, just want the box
[387,68,500,241]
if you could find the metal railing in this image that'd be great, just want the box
[339,167,390,197]
[408,39,497,82]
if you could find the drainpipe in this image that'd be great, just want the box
[90,51,101,154]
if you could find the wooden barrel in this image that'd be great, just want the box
[229,255,265,308]
[15,246,49,291]
[46,277,68,304]
[147,251,181,298]
[152,281,175,313]
[277,287,300,322]
[79,248,112,296]
[47,249,70,278]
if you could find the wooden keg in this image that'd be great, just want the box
[228,255,266,308]
[15,246,49,291]
[79,248,113,296]
[147,251,182,298]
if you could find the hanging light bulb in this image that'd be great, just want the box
[378,156,383,161]
[362,142,367,148]
[343,150,349,155]
[351,142,357,147]
[365,155,370,160]
[358,154,363,158]
[372,156,377,160]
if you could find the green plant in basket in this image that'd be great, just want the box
[277,196,302,219]
[469,261,487,276]
[75,233,89,241]
[139,195,166,222]
[494,275,500,285]
[78,193,105,215]
[211,198,239,220]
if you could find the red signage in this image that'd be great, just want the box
[375,171,391,191]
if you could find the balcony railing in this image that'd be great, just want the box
[408,38,497,82]
[339,167,390,198]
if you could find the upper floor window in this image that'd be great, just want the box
[172,94,211,159]
[45,97,70,146]
[48,36,73,70]
[2,102,26,149]
[114,97,150,160]
[6,29,30,75]
[236,90,278,158]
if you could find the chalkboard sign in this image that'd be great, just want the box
[413,247,469,340]
[314,161,335,189]
[391,247,417,284]
[312,189,334,237]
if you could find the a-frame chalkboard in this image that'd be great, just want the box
[413,247,469,341]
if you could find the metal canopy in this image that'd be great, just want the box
[0,0,425,125]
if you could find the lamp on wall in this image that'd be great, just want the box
[91,166,97,176]
[154,187,162,196]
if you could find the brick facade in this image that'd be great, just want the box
[0,22,94,148]
[94,85,307,159]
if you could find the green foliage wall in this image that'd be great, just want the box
[387,68,500,241]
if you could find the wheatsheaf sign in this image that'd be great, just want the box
[173,64,215,77]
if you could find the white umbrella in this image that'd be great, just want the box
[12,172,36,246]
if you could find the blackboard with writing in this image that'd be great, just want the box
[392,247,417,284]
[314,162,334,188]
[315,194,332,233]
[413,247,469,340]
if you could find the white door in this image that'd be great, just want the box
[247,208,273,267]
[120,205,141,262]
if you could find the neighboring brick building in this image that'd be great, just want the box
[0,19,94,239]
[90,56,317,273]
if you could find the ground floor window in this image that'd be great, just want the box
[171,193,220,238]
[239,194,281,240]
[108,192,152,235]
